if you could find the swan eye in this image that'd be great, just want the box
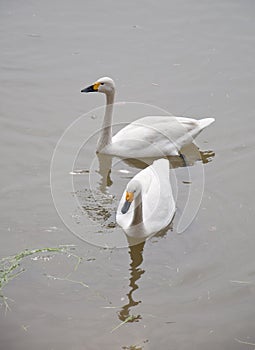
[101,83,105,85]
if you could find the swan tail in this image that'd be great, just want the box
[198,118,215,130]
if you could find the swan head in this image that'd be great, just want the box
[81,77,115,95]
[121,180,141,214]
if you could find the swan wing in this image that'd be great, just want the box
[111,116,214,157]
[142,159,175,233]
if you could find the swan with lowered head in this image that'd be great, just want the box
[116,158,175,238]
[81,77,215,158]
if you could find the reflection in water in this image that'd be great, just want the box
[118,241,145,322]
[123,143,215,170]
[200,149,215,164]
[78,144,215,233]
[97,153,113,192]
[97,143,215,192]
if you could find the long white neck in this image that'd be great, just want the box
[131,191,143,226]
[97,92,114,152]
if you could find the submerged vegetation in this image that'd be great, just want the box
[76,188,117,229]
[0,245,144,336]
[122,339,149,350]
[0,245,82,312]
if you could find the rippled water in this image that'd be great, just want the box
[1,0,255,349]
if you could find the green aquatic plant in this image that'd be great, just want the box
[111,314,140,333]
[0,245,82,312]
[122,339,149,350]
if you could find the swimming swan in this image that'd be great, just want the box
[81,77,215,158]
[116,158,175,238]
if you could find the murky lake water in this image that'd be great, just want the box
[1,0,255,349]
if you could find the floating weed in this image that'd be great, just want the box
[21,325,30,332]
[111,314,139,333]
[46,275,89,289]
[122,339,149,350]
[234,338,255,346]
[0,245,82,312]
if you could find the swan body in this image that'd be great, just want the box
[116,159,175,238]
[81,77,215,157]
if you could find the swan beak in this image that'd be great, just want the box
[121,200,132,214]
[121,191,134,214]
[81,82,100,93]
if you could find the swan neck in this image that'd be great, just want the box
[97,92,115,152]
[106,91,114,106]
[131,192,143,226]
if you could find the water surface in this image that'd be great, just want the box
[1,0,255,349]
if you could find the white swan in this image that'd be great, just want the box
[116,158,175,238]
[81,77,215,158]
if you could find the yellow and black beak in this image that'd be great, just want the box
[121,191,134,214]
[81,82,101,93]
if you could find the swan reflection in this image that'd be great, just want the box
[97,143,215,193]
[97,153,113,193]
[79,144,215,229]
[118,241,145,322]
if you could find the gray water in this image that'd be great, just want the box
[1,0,255,349]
